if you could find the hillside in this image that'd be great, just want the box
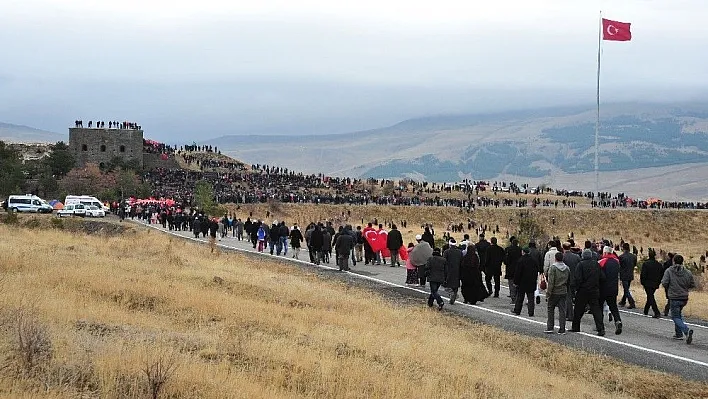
[1,219,706,397]
[0,122,65,143]
[205,102,708,200]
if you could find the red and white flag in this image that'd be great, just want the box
[602,18,632,41]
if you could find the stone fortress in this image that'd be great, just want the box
[68,126,144,169]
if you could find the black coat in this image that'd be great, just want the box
[460,248,488,303]
[289,229,304,248]
[575,252,604,295]
[443,247,463,290]
[387,229,404,251]
[310,228,324,250]
[421,231,435,249]
[485,244,505,276]
[619,251,637,281]
[335,234,354,256]
[425,255,447,284]
[599,254,620,297]
[641,258,663,289]
[504,244,522,280]
[513,254,538,292]
[476,239,490,270]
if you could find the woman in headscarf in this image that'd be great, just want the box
[460,243,489,305]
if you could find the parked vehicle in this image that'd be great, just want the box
[85,205,105,218]
[6,195,53,213]
[64,195,110,213]
[57,203,87,217]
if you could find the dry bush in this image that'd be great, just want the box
[4,309,53,376]
[143,351,179,399]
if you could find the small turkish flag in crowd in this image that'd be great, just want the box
[602,18,632,41]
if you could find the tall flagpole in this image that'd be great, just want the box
[595,12,602,196]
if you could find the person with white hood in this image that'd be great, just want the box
[545,251,570,334]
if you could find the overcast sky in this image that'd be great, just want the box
[1,0,707,141]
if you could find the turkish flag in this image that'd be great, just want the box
[602,18,631,41]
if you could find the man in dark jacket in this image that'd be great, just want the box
[618,243,637,309]
[662,254,696,343]
[424,248,447,310]
[485,237,505,298]
[476,234,490,273]
[504,237,522,304]
[599,246,623,335]
[513,247,538,317]
[309,225,324,265]
[386,224,404,267]
[421,226,435,249]
[571,249,606,336]
[443,240,463,304]
[640,248,663,318]
[562,243,581,321]
[335,230,355,272]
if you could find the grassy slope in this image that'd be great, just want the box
[0,223,707,398]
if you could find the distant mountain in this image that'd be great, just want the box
[0,122,65,143]
[205,102,708,199]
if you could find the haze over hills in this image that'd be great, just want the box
[206,102,708,200]
[0,122,65,143]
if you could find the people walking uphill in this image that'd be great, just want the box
[619,242,638,309]
[571,249,606,336]
[387,224,404,267]
[599,246,623,335]
[410,235,433,287]
[443,239,463,304]
[640,248,663,318]
[546,252,570,334]
[513,247,538,317]
[661,254,696,343]
[424,248,447,311]
[486,237,505,298]
[460,243,488,305]
[504,237,522,304]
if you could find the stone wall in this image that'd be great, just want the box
[69,128,144,168]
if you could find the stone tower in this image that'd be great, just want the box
[69,127,144,169]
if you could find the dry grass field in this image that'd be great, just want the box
[1,221,707,398]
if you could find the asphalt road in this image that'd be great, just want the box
[136,221,708,382]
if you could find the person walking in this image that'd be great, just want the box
[598,246,623,335]
[410,235,433,287]
[485,237,505,298]
[309,224,324,265]
[640,248,663,318]
[460,243,488,305]
[504,237,522,304]
[562,243,581,322]
[404,243,418,285]
[618,243,637,309]
[513,247,538,317]
[335,229,354,272]
[571,249,606,336]
[354,226,364,262]
[289,225,304,259]
[424,248,447,311]
[443,240,463,304]
[387,224,404,267]
[545,252,570,334]
[661,254,696,343]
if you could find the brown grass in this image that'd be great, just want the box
[0,223,707,398]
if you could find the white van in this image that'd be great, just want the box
[7,195,54,213]
[64,195,110,213]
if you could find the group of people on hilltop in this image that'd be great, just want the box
[73,120,141,130]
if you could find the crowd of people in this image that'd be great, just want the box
[73,120,142,130]
[126,195,699,344]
